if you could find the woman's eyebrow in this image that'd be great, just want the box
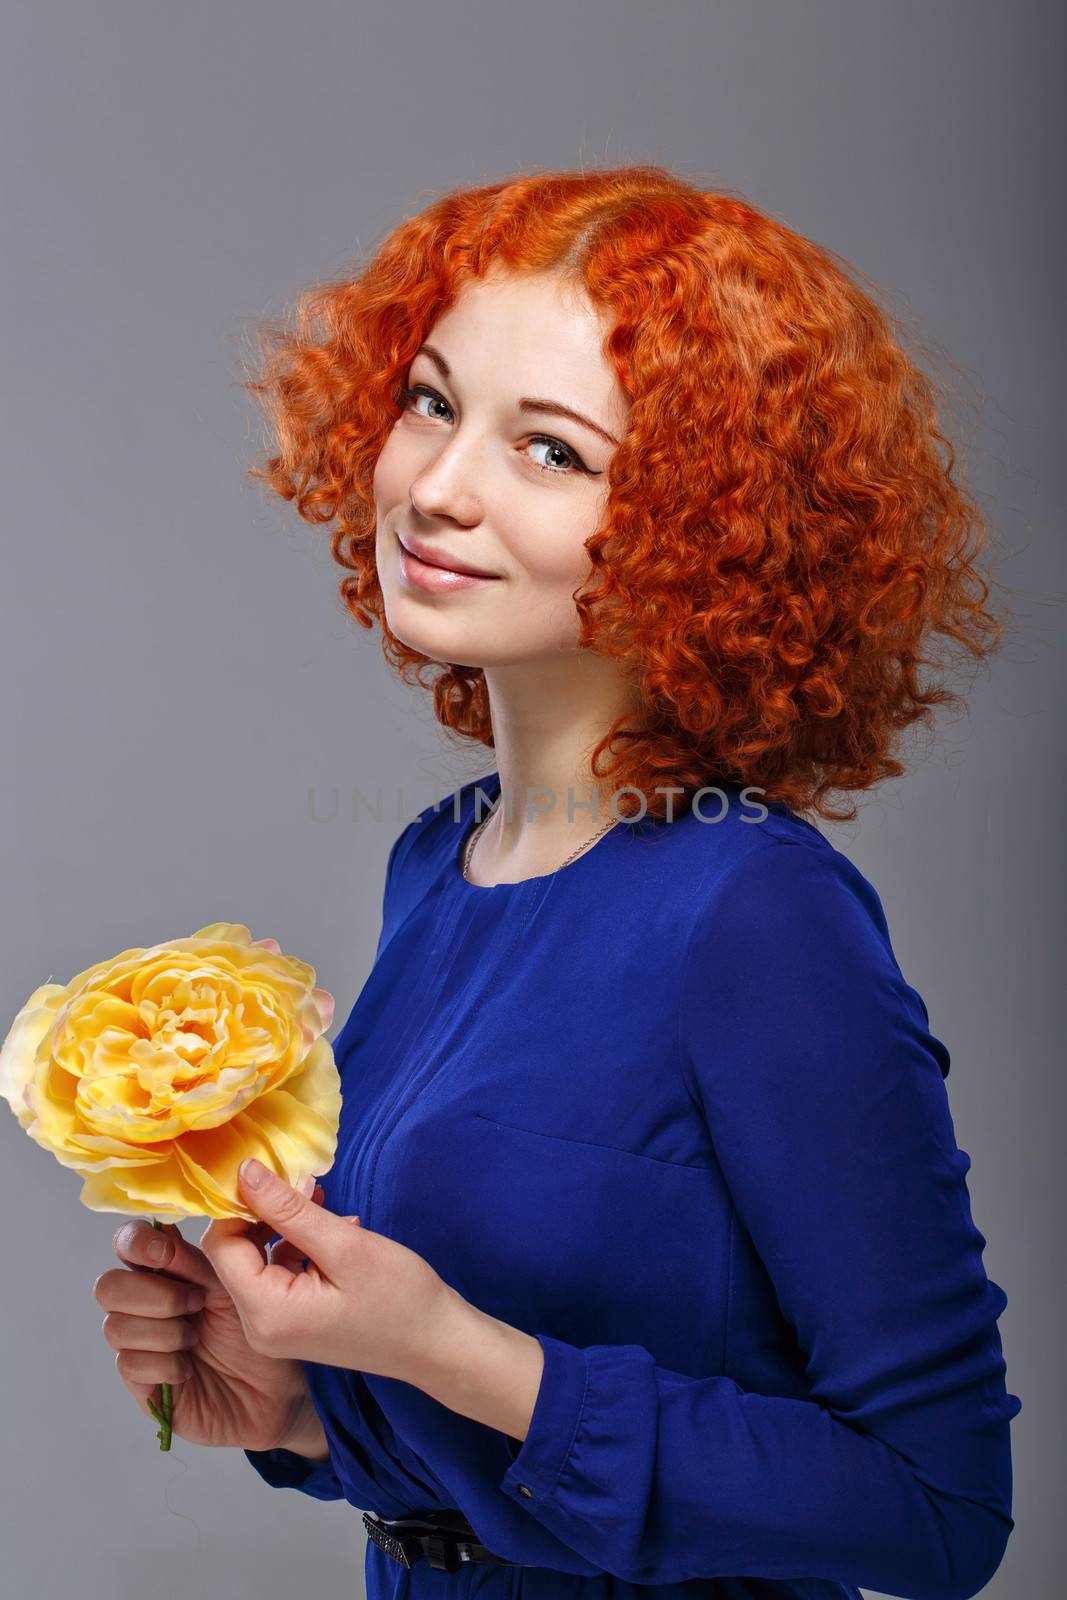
[414,342,620,447]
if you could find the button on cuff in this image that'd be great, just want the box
[499,1333,590,1508]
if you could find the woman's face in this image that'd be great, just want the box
[373,267,630,669]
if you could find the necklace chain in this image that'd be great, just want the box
[462,807,619,885]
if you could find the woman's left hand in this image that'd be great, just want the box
[199,1158,455,1382]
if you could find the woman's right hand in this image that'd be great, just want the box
[94,1185,328,1454]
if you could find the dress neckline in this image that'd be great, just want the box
[452,771,626,893]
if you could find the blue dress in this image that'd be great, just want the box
[245,769,1020,1600]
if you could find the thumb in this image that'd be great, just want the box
[271,1211,360,1272]
[237,1158,342,1257]
[113,1219,222,1300]
[202,1159,344,1301]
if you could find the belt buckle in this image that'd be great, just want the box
[362,1512,478,1572]
[362,1512,419,1568]
[424,1529,475,1571]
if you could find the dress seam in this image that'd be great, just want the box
[471,1111,716,1174]
[546,1352,592,1502]
[364,885,536,1227]
[722,1207,736,1374]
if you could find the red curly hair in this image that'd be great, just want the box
[239,164,1012,824]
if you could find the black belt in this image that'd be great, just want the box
[362,1509,532,1571]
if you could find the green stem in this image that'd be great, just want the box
[149,1217,173,1451]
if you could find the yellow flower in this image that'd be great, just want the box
[0,923,341,1222]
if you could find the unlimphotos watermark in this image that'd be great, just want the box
[306,783,772,828]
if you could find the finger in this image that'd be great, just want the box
[272,1212,359,1266]
[212,1161,342,1286]
[195,1179,317,1250]
[112,1219,220,1298]
[102,1308,201,1354]
[115,1347,196,1395]
[198,1207,281,1308]
[260,1177,329,1262]
[95,1267,207,1319]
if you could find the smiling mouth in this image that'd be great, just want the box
[396,537,502,591]
[397,534,498,579]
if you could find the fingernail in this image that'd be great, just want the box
[146,1236,165,1262]
[240,1157,266,1188]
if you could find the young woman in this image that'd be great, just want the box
[102,165,1022,1599]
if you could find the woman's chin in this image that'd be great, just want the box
[383,615,487,670]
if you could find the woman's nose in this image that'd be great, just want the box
[408,438,486,527]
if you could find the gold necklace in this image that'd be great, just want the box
[462,809,619,885]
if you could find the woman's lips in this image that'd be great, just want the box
[398,541,502,592]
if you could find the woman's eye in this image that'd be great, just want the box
[397,384,592,476]
[399,384,453,423]
[525,438,583,475]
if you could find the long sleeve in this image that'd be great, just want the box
[244,1429,345,1501]
[497,838,1021,1599]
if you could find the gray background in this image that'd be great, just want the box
[1,2,1061,1596]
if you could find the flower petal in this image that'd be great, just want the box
[0,985,67,1128]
